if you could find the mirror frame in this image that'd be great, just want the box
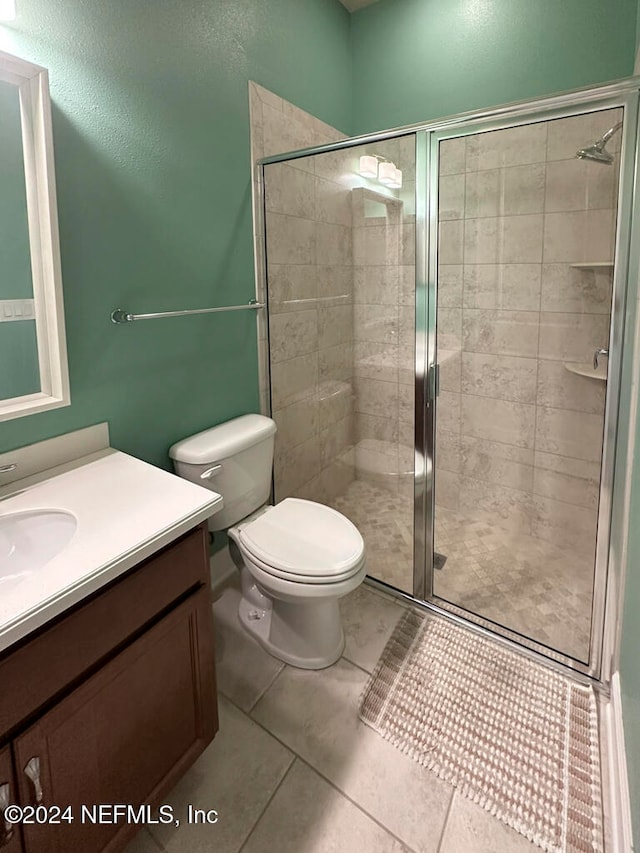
[0,49,69,422]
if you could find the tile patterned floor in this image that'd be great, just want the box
[434,506,592,661]
[331,480,592,661]
[125,582,541,853]
[332,481,415,594]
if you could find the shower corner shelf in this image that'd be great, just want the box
[569,261,614,270]
[563,361,607,381]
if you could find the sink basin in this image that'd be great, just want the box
[0,510,77,588]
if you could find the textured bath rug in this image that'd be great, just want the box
[359,610,603,853]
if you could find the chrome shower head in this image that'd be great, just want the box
[576,143,614,164]
[576,120,623,165]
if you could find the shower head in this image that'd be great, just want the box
[576,120,623,165]
[576,143,614,164]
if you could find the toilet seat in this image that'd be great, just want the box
[242,546,366,585]
[236,498,365,584]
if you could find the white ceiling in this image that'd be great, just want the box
[338,0,382,12]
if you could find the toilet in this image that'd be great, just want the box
[169,414,366,669]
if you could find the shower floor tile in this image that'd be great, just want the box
[331,480,415,594]
[330,479,592,661]
[434,506,592,661]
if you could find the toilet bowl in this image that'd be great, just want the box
[169,415,366,669]
[228,498,366,668]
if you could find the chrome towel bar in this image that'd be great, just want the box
[110,299,264,324]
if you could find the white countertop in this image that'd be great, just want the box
[0,448,223,653]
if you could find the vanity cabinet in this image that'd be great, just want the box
[0,523,217,853]
[0,747,21,852]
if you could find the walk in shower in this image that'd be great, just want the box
[257,81,639,680]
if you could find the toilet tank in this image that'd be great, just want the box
[169,414,277,531]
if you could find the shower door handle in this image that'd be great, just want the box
[428,362,440,402]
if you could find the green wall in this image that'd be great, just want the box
[0,321,39,398]
[0,80,32,300]
[351,0,637,133]
[0,78,37,400]
[0,0,350,468]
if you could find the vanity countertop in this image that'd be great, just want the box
[0,448,223,653]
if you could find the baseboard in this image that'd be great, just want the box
[603,673,634,852]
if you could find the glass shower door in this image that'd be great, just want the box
[263,135,418,595]
[429,106,623,666]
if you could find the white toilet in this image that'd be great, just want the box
[169,414,366,669]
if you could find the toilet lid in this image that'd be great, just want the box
[237,498,364,580]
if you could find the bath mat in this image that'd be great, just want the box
[359,610,603,853]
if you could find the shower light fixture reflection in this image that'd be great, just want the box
[358,155,378,178]
[388,167,402,189]
[358,155,402,189]
[576,121,623,165]
[378,161,396,185]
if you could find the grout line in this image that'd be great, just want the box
[293,754,423,853]
[341,615,406,675]
[435,788,457,853]
[224,672,424,851]
[141,827,166,852]
[438,259,613,267]
[451,382,596,413]
[535,125,550,462]
[247,663,286,714]
[442,420,591,460]
[340,654,374,676]
[436,202,616,221]
[438,420,600,463]
[236,754,297,853]
[213,659,289,720]
[218,689,255,717]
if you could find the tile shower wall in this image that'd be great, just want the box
[253,88,417,510]
[437,109,620,559]
[351,135,416,499]
[250,83,355,502]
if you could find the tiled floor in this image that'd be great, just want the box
[332,480,414,594]
[125,581,540,853]
[434,506,592,661]
[332,479,592,661]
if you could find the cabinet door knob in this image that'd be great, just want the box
[0,783,15,846]
[24,756,43,804]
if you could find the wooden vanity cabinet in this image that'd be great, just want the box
[0,746,21,853]
[0,523,218,853]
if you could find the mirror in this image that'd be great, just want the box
[0,49,69,421]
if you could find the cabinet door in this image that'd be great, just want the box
[0,746,23,853]
[14,588,217,853]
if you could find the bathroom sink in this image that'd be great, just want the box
[0,510,77,588]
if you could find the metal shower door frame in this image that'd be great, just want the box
[256,76,640,685]
[418,87,640,681]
